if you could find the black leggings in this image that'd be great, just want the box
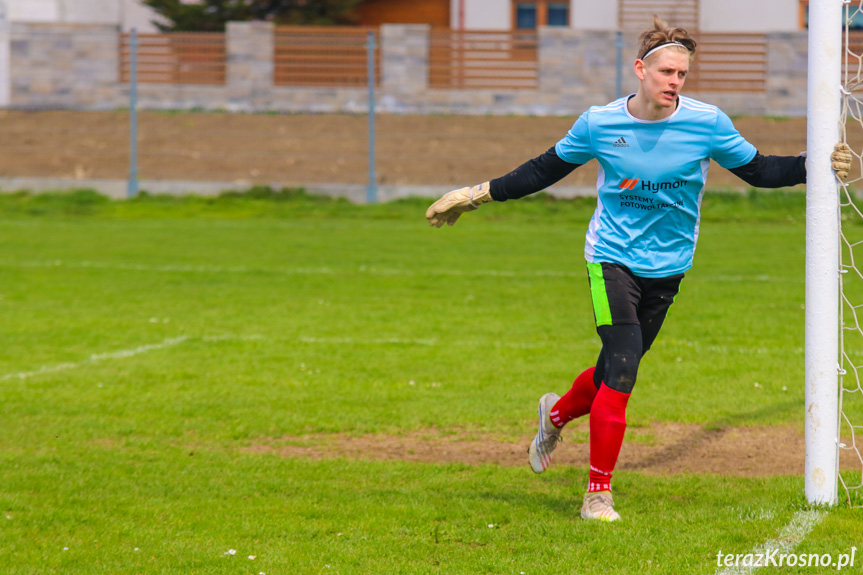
[592,323,662,394]
[587,263,683,394]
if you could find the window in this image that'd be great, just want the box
[516,3,538,29]
[547,3,569,27]
[513,1,569,29]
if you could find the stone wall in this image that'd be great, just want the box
[3,21,811,117]
[226,20,274,111]
[10,22,119,109]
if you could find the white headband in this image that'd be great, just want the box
[640,42,688,61]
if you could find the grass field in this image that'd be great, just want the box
[0,188,861,574]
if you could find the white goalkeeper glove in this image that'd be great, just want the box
[425,182,493,228]
[832,142,852,181]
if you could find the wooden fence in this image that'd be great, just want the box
[112,28,808,96]
[619,0,699,32]
[427,30,767,93]
[274,26,380,87]
[119,33,227,85]
[687,33,767,93]
[428,30,539,90]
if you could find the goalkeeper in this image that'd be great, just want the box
[425,16,853,522]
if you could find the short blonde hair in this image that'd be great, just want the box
[636,15,696,61]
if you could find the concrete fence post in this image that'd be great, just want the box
[766,31,809,117]
[539,27,581,99]
[0,0,9,107]
[227,21,274,112]
[381,24,429,110]
[539,27,621,114]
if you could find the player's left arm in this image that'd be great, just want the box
[729,143,852,187]
[727,152,806,188]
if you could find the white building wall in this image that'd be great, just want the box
[700,0,799,32]
[119,0,163,31]
[64,0,120,23]
[12,0,797,34]
[453,0,607,30]
[5,0,161,31]
[450,0,462,28]
[571,0,616,30]
[8,0,59,21]
[452,0,800,32]
[452,0,510,30]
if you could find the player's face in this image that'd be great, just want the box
[637,50,690,109]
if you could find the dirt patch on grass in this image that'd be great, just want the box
[0,110,840,189]
[243,421,861,477]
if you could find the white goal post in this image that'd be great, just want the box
[805,0,843,506]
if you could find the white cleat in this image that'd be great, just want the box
[527,392,562,473]
[580,490,621,522]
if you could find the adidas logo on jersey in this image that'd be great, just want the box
[613,137,629,148]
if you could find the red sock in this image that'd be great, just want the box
[588,384,630,493]
[549,367,599,429]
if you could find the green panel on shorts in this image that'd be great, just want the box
[587,262,613,327]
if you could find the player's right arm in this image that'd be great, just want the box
[426,115,591,228]
[425,148,581,227]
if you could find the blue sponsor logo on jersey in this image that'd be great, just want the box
[639,179,685,193]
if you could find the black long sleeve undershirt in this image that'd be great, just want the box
[489,147,580,201]
[488,148,806,202]
[728,152,807,188]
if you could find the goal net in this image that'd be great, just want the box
[839,0,863,507]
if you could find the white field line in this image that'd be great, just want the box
[715,509,825,575]
[298,336,438,346]
[0,259,797,282]
[0,336,189,382]
[0,335,264,382]
[202,334,265,343]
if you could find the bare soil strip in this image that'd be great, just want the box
[242,421,859,477]
[0,111,831,189]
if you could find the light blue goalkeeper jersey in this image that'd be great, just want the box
[555,95,756,278]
